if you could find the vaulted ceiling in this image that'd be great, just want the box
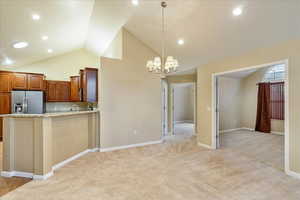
[1,0,300,72]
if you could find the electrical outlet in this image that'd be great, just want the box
[134,130,137,135]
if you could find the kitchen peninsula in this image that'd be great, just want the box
[0,67,100,180]
[1,110,100,180]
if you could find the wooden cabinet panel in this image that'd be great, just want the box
[12,73,27,90]
[0,117,2,141]
[56,82,70,102]
[70,76,81,102]
[82,68,98,103]
[46,81,70,102]
[46,81,57,101]
[0,72,11,92]
[28,74,44,90]
[0,93,11,114]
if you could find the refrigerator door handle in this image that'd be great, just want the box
[23,97,28,113]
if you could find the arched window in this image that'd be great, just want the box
[263,64,285,82]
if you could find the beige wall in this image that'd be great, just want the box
[174,84,194,123]
[100,29,162,148]
[102,29,123,60]
[218,77,242,131]
[11,48,100,81]
[240,68,285,133]
[197,39,300,173]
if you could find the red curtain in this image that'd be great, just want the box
[255,83,271,133]
[270,82,284,120]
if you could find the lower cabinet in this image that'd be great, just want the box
[0,92,11,141]
[46,81,70,102]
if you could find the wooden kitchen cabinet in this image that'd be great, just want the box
[0,118,3,141]
[28,74,44,90]
[0,92,11,114]
[81,68,98,103]
[0,92,10,141]
[46,81,70,102]
[11,73,27,90]
[0,72,12,92]
[70,76,81,102]
[11,72,44,90]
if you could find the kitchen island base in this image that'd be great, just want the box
[1,111,99,180]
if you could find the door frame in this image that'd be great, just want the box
[161,79,168,137]
[170,82,196,135]
[211,59,289,172]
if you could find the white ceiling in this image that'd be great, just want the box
[125,0,300,72]
[1,0,300,72]
[0,0,94,67]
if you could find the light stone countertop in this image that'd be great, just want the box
[0,110,99,118]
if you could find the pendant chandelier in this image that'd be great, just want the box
[146,1,179,74]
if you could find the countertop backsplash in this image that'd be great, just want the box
[46,102,97,113]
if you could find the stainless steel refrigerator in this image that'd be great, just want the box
[11,91,45,114]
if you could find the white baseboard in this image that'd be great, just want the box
[1,171,33,179]
[241,127,255,131]
[52,149,92,171]
[175,120,194,124]
[100,140,163,152]
[286,169,300,180]
[33,171,54,180]
[271,131,284,136]
[219,128,244,133]
[197,142,214,149]
[1,148,99,180]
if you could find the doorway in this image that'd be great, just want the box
[172,83,196,138]
[212,60,289,172]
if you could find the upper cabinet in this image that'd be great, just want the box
[70,76,81,102]
[46,81,70,102]
[11,72,45,91]
[28,74,44,90]
[81,68,98,103]
[0,72,12,92]
[11,73,27,90]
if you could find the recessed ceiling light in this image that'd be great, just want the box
[13,41,29,49]
[47,49,53,53]
[32,14,40,20]
[177,39,185,45]
[2,58,13,65]
[42,36,48,40]
[233,7,243,16]
[132,0,139,6]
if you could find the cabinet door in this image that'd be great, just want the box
[0,72,11,92]
[0,93,11,114]
[46,81,57,101]
[12,73,27,90]
[82,68,98,103]
[56,82,70,102]
[70,76,81,102]
[0,117,3,141]
[28,74,44,90]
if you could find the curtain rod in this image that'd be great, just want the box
[256,81,285,85]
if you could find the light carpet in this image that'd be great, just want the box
[2,136,300,200]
